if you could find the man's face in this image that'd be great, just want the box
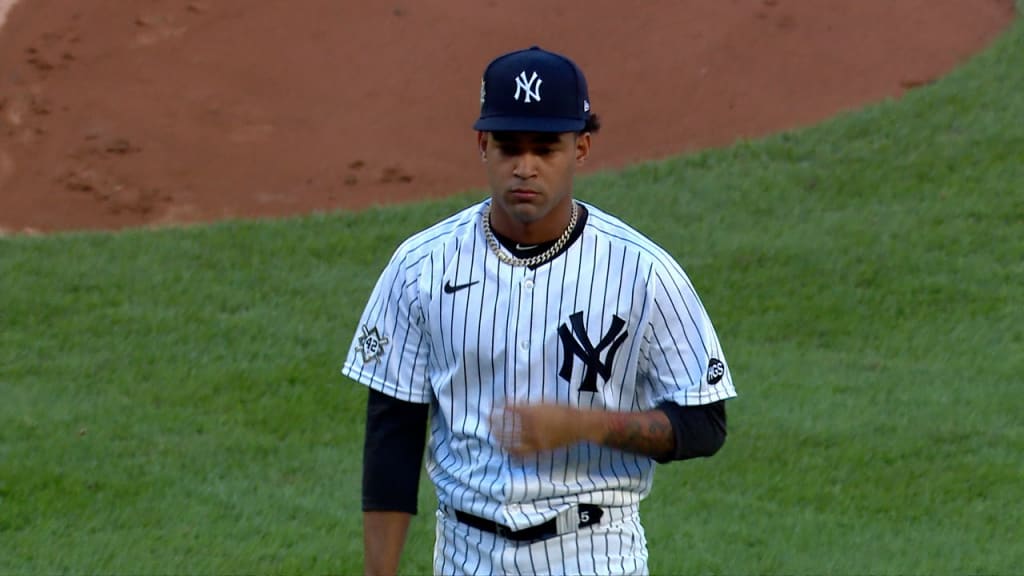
[479,131,590,228]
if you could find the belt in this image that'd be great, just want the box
[453,504,604,542]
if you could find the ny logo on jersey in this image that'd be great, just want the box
[558,312,629,392]
[514,71,542,103]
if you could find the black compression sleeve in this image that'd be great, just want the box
[654,400,727,463]
[362,389,430,514]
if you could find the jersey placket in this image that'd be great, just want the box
[501,263,551,526]
[510,266,546,403]
[498,264,531,515]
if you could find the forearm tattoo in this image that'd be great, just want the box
[601,411,674,459]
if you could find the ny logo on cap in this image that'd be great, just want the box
[514,71,542,103]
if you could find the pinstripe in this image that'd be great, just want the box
[538,264,552,495]
[464,518,482,576]
[486,527,501,576]
[644,332,677,396]
[558,532,570,575]
[570,235,597,498]
[602,240,627,488]
[613,527,625,575]
[542,534,554,575]
[469,231,489,502]
[651,300,699,387]
[514,540,528,575]
[599,529,610,574]
[581,233,602,495]
[554,252,574,495]
[499,258,514,506]
[580,529,596,575]
[526,541,538,576]
[618,251,647,483]
[344,200,734,574]
[653,268,709,362]
[631,260,654,410]
[608,240,627,407]
[653,272,702,373]
[526,267,546,497]
[467,533,483,575]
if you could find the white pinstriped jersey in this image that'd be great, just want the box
[342,199,736,531]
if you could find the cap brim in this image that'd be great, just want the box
[473,116,585,133]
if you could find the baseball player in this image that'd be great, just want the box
[342,46,737,575]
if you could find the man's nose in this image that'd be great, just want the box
[512,154,538,179]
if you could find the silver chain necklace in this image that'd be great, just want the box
[482,201,579,267]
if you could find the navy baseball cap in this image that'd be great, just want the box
[473,46,591,133]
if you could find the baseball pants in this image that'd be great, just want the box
[433,504,648,576]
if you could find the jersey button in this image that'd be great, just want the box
[524,279,534,291]
[519,341,529,351]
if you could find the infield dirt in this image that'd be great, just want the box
[0,0,1016,233]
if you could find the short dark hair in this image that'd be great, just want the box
[580,112,601,135]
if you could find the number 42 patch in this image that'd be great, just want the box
[357,325,389,364]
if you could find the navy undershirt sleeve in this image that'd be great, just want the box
[362,389,430,514]
[654,400,727,463]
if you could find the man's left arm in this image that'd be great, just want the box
[592,401,727,461]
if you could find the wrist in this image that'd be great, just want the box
[583,409,675,458]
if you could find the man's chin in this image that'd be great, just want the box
[505,203,545,224]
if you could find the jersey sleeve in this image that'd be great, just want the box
[341,251,433,404]
[640,262,736,407]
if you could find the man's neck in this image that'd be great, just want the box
[489,201,575,245]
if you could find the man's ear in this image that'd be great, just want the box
[576,132,591,165]
[477,131,489,157]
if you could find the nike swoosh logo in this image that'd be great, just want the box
[443,280,480,294]
[515,243,538,250]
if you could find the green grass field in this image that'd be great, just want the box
[3,8,1023,575]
